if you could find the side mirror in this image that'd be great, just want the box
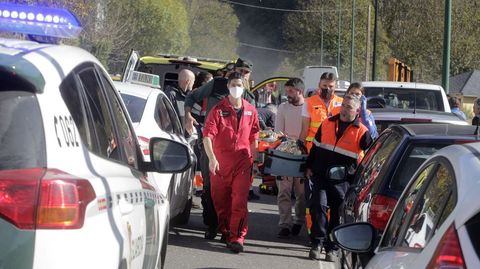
[331,222,376,253]
[328,166,347,181]
[149,137,192,173]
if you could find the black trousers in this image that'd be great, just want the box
[199,143,218,229]
[308,176,349,251]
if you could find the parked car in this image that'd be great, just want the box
[114,79,196,224]
[0,4,192,268]
[332,141,480,268]
[338,124,479,268]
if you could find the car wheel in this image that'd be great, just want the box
[173,197,192,225]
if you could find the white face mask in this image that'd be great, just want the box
[228,86,244,99]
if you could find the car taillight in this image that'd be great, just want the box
[368,194,397,230]
[427,224,465,269]
[0,168,95,229]
[138,136,150,155]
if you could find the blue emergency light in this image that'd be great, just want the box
[0,3,81,38]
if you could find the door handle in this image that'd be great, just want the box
[119,198,134,215]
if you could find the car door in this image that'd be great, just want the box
[68,63,159,268]
[251,77,290,107]
[161,96,193,206]
[368,159,456,269]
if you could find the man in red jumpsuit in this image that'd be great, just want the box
[202,72,260,253]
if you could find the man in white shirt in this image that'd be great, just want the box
[274,77,306,237]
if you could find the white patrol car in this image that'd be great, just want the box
[113,73,196,224]
[0,4,192,269]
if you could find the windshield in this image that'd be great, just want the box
[120,93,147,123]
[365,87,443,111]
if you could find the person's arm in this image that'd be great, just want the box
[250,109,261,161]
[184,80,214,134]
[305,123,322,177]
[360,96,378,139]
[299,102,310,142]
[202,104,220,175]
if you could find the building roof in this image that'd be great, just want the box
[448,70,480,97]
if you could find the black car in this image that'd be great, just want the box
[338,124,479,268]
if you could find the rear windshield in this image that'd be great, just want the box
[365,87,443,111]
[0,91,46,170]
[389,143,448,192]
[120,93,147,123]
[466,211,480,259]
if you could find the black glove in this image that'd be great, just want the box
[296,139,308,154]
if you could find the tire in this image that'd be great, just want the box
[173,197,192,225]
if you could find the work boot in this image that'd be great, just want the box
[291,224,302,236]
[248,190,260,201]
[324,250,338,262]
[277,228,290,238]
[227,241,244,253]
[204,227,217,240]
[309,245,321,260]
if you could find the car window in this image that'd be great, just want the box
[353,132,389,187]
[355,132,402,189]
[155,95,173,133]
[78,67,122,162]
[120,93,147,123]
[401,162,455,249]
[0,91,46,170]
[364,87,443,111]
[389,144,447,192]
[381,163,435,248]
[162,97,183,136]
[99,71,139,168]
[60,73,97,151]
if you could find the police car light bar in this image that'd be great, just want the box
[0,3,82,38]
[128,71,161,89]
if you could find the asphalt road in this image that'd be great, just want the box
[164,178,334,269]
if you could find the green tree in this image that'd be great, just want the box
[184,0,240,59]
[282,0,389,82]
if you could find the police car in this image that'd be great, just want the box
[113,73,196,224]
[0,4,192,269]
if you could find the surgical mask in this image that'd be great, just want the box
[320,88,330,98]
[229,86,244,99]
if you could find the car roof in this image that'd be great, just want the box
[113,81,158,99]
[372,109,468,123]
[0,38,102,92]
[390,123,479,137]
[361,81,443,91]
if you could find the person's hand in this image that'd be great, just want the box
[185,113,198,135]
[296,139,307,154]
[209,158,219,175]
[305,168,313,178]
[360,95,367,111]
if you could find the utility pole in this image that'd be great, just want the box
[350,0,356,82]
[372,0,378,81]
[442,0,452,94]
[321,9,324,65]
[365,5,371,81]
[337,2,341,74]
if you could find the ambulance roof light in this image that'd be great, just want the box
[0,3,82,39]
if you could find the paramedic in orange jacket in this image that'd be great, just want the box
[202,72,260,253]
[299,72,343,152]
[305,95,372,261]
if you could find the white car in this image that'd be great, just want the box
[114,80,195,224]
[0,4,192,269]
[332,141,480,268]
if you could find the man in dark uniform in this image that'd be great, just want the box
[184,58,257,240]
[163,69,195,127]
[305,94,372,261]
